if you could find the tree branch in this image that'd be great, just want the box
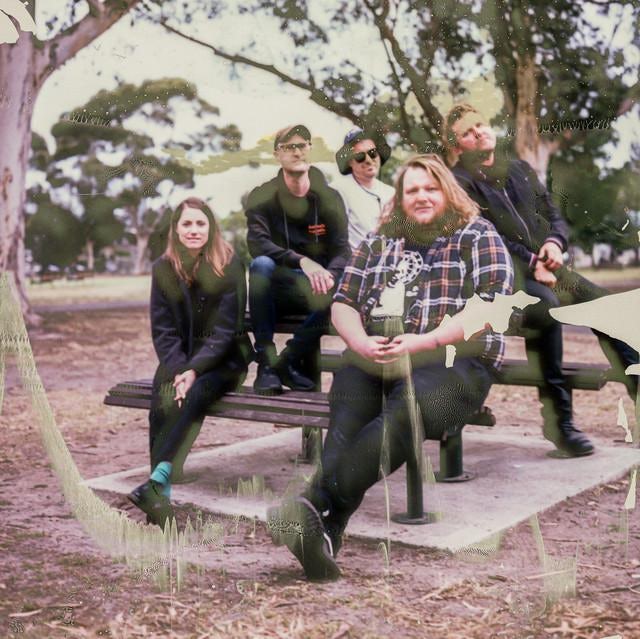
[38,0,142,83]
[616,81,639,117]
[159,21,360,125]
[364,0,443,135]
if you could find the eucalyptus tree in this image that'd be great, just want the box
[1,0,142,322]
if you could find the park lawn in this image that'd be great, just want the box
[576,266,640,285]
[27,274,151,307]
[24,267,640,310]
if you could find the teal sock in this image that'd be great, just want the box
[150,461,172,498]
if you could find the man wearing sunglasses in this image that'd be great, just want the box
[335,127,394,248]
[245,124,350,395]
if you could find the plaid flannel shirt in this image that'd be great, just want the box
[334,217,514,370]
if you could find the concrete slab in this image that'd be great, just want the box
[83,427,640,552]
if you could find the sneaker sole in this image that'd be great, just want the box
[267,498,340,581]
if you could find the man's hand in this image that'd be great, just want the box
[533,260,557,287]
[378,334,432,361]
[300,257,335,295]
[173,369,197,407]
[350,335,391,362]
[538,241,563,271]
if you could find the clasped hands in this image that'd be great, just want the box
[300,257,334,295]
[173,369,197,407]
[533,241,563,287]
[349,333,436,364]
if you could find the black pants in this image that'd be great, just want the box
[248,256,332,364]
[308,355,493,520]
[519,266,638,427]
[148,364,244,471]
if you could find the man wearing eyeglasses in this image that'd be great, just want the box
[245,124,350,395]
[334,127,394,248]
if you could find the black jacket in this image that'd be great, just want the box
[245,166,350,279]
[150,253,250,384]
[453,159,569,269]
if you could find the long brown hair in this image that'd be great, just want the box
[377,154,480,238]
[165,197,233,283]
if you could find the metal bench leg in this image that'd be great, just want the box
[294,350,323,464]
[295,426,323,464]
[435,431,475,482]
[391,452,434,524]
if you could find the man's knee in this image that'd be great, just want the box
[249,255,276,278]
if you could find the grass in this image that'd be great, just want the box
[576,266,640,285]
[23,266,640,309]
[27,274,151,307]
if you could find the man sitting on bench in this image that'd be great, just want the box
[443,103,638,457]
[268,154,513,580]
[245,124,350,394]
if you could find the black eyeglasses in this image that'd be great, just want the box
[278,142,310,152]
[352,148,379,163]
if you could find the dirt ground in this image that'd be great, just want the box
[1,307,639,638]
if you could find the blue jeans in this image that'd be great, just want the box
[248,256,333,363]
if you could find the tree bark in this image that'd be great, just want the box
[133,234,149,275]
[512,54,560,185]
[0,0,141,325]
[86,239,95,272]
[0,32,39,324]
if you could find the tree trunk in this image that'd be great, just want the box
[0,34,40,325]
[86,239,95,272]
[0,0,140,325]
[133,234,149,275]
[512,55,559,185]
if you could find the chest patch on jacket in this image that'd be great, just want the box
[308,223,326,236]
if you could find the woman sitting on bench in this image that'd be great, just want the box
[128,197,249,527]
[268,154,514,580]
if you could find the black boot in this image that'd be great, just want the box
[555,422,595,456]
[253,343,283,395]
[276,347,316,391]
[128,480,175,529]
[540,387,595,456]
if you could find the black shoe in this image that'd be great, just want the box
[277,361,316,391]
[554,423,595,457]
[267,497,340,581]
[128,480,175,529]
[253,364,283,395]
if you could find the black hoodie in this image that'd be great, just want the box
[453,157,569,270]
[244,166,350,278]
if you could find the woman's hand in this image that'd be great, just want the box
[350,335,391,362]
[173,369,197,407]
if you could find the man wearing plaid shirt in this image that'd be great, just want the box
[268,154,514,581]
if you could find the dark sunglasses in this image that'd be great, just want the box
[352,148,379,163]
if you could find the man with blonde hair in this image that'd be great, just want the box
[443,103,638,457]
[268,154,513,580]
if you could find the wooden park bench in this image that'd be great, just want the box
[104,316,610,525]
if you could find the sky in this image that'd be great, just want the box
[31,1,640,218]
